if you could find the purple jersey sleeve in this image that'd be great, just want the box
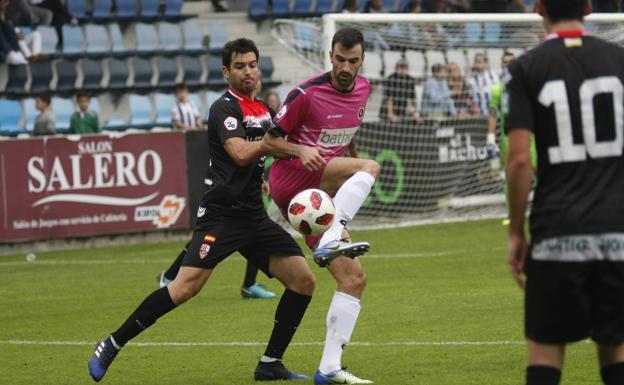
[274,88,309,134]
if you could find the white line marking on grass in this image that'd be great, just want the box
[0,339,530,348]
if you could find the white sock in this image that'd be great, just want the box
[260,356,280,363]
[318,291,361,374]
[319,171,375,246]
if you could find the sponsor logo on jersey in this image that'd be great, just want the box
[316,127,359,147]
[357,104,365,121]
[276,105,287,120]
[224,117,238,131]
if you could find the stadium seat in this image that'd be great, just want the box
[182,19,204,54]
[62,25,85,57]
[466,23,482,44]
[271,0,291,16]
[158,22,183,54]
[182,56,203,87]
[139,0,160,19]
[81,59,104,91]
[317,0,336,13]
[4,65,28,95]
[484,23,502,45]
[66,0,88,20]
[89,96,101,116]
[157,57,178,88]
[51,97,75,131]
[188,92,203,117]
[135,23,159,55]
[29,62,53,94]
[206,56,224,85]
[55,60,78,93]
[22,98,36,130]
[205,90,222,111]
[109,24,128,56]
[128,94,153,127]
[249,0,270,20]
[360,52,383,80]
[104,114,128,130]
[133,57,153,89]
[116,0,137,19]
[294,22,321,52]
[164,0,184,18]
[0,99,22,136]
[92,0,113,20]
[154,93,176,126]
[85,24,111,56]
[37,26,58,56]
[382,50,402,76]
[108,58,129,89]
[384,0,398,11]
[405,50,426,78]
[294,0,313,16]
[259,56,274,81]
[207,22,227,54]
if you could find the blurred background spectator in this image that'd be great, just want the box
[0,0,28,64]
[264,90,281,113]
[70,92,101,134]
[468,52,498,116]
[6,0,50,27]
[421,63,455,118]
[342,0,360,13]
[471,0,526,12]
[33,95,55,136]
[592,0,619,12]
[364,0,386,12]
[380,58,421,123]
[447,62,478,117]
[171,84,202,131]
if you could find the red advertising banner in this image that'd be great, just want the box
[0,132,189,242]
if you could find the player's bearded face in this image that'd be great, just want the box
[224,52,259,96]
[330,43,364,90]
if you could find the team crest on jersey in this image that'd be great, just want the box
[357,104,365,121]
[276,105,287,119]
[199,234,216,259]
[224,116,238,131]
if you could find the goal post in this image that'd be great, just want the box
[272,13,624,228]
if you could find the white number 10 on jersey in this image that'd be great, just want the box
[539,76,624,164]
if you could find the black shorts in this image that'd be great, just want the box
[526,234,624,345]
[182,212,303,277]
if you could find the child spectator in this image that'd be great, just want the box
[171,84,202,130]
[70,92,101,134]
[33,95,55,136]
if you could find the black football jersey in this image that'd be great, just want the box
[199,88,273,218]
[506,31,624,241]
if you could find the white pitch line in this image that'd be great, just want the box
[0,248,506,267]
[0,339,528,348]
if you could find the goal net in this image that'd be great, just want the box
[272,14,624,229]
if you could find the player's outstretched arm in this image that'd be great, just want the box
[224,137,265,166]
[261,133,329,171]
[506,129,533,289]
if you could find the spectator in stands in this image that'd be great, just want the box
[70,92,101,134]
[438,0,471,12]
[364,0,385,12]
[593,0,618,12]
[33,95,55,136]
[447,62,478,117]
[471,0,526,12]
[171,84,202,130]
[15,26,41,60]
[5,0,51,27]
[29,0,76,49]
[211,0,226,12]
[264,90,281,113]
[0,0,28,64]
[342,0,360,13]
[468,52,498,116]
[421,63,455,118]
[380,58,421,123]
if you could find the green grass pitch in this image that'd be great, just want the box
[0,219,602,384]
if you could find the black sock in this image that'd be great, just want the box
[601,362,624,385]
[111,287,176,347]
[163,242,189,281]
[243,261,259,288]
[527,365,561,385]
[263,289,311,360]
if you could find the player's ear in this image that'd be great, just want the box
[222,66,229,81]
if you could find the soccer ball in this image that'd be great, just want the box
[287,189,335,236]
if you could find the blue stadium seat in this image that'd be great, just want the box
[154,93,176,127]
[116,0,137,19]
[135,23,158,55]
[466,23,482,43]
[182,56,203,87]
[85,24,111,56]
[182,19,204,54]
[81,59,103,91]
[55,60,78,94]
[206,56,224,86]
[158,22,182,54]
[249,0,269,20]
[52,97,75,131]
[294,22,321,51]
[484,23,502,45]
[271,0,291,16]
[109,24,128,56]
[4,65,28,95]
[133,57,153,89]
[384,0,398,11]
[188,92,203,117]
[139,0,160,19]
[66,0,88,20]
[164,0,184,18]
[92,0,113,19]
[259,56,274,81]
[104,114,128,130]
[157,57,178,88]
[30,62,53,94]
[128,94,153,127]
[294,0,313,16]
[317,0,336,13]
[37,26,58,56]
[108,58,129,89]
[62,25,85,57]
[207,22,227,53]
[22,98,37,131]
[206,90,222,112]
[0,99,22,136]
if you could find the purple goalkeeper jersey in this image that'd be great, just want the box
[274,72,371,158]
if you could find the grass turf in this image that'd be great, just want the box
[0,219,602,384]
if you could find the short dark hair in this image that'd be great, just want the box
[76,91,91,99]
[541,0,587,23]
[331,27,365,53]
[36,95,50,105]
[432,63,444,75]
[175,83,188,92]
[222,38,259,68]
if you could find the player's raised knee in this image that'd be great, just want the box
[361,159,380,180]
[344,270,367,294]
